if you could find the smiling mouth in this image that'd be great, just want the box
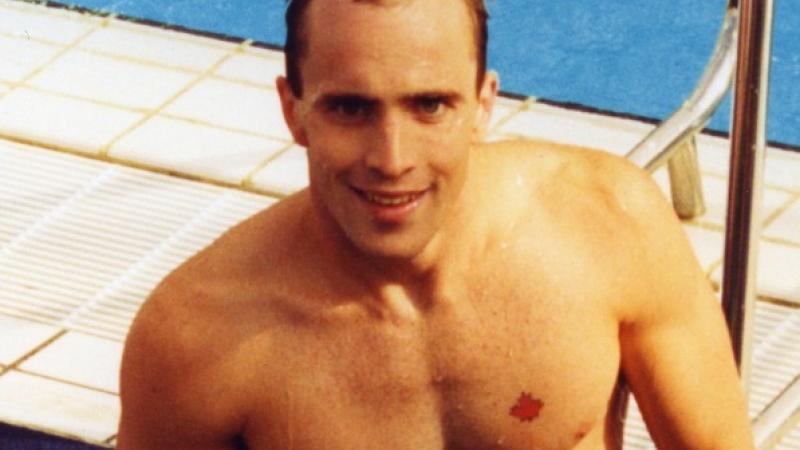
[352,187,427,206]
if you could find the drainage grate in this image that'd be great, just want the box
[0,140,274,341]
[623,300,800,448]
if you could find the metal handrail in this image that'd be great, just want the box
[626,6,739,173]
[722,0,774,392]
[624,1,797,446]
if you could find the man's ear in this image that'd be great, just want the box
[474,70,499,141]
[276,76,309,147]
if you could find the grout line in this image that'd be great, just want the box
[95,8,250,49]
[686,217,800,249]
[703,257,722,279]
[0,310,64,330]
[76,46,204,75]
[7,83,285,141]
[68,45,281,90]
[700,169,800,196]
[489,96,535,133]
[13,367,118,397]
[0,9,234,58]
[708,261,724,284]
[6,13,112,92]
[158,111,285,141]
[1,329,68,375]
[761,193,799,229]
[13,83,152,114]
[0,134,286,198]
[757,234,800,249]
[96,39,253,158]
[1,0,231,52]
[757,295,800,309]
[208,71,278,91]
[101,15,239,50]
[241,141,296,188]
[63,325,126,345]
[0,23,100,49]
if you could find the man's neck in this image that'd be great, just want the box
[302,195,478,319]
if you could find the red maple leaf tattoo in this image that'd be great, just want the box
[509,392,544,422]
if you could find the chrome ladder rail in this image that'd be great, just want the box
[625,0,800,446]
[722,0,773,387]
[626,4,739,219]
[724,0,800,447]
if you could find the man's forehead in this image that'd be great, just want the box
[298,0,479,99]
[304,0,471,29]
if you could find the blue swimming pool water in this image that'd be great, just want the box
[57,0,799,147]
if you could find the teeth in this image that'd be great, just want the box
[364,192,418,206]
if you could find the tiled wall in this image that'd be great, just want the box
[0,0,798,448]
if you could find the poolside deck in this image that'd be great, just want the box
[0,0,798,447]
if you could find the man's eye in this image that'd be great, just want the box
[331,100,369,118]
[417,98,445,115]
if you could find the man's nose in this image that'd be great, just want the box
[365,113,415,178]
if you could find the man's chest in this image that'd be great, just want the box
[242,285,622,449]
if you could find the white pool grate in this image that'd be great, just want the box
[0,140,274,341]
[623,300,800,449]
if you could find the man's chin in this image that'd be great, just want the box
[347,231,432,263]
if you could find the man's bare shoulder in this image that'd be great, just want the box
[477,138,685,311]
[128,190,311,348]
[478,138,665,228]
[119,193,313,447]
[481,137,652,186]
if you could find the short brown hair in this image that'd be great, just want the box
[284,0,489,97]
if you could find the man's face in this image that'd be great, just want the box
[278,0,496,260]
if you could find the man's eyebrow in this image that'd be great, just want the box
[402,90,465,103]
[313,93,377,108]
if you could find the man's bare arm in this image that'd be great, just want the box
[611,158,755,448]
[117,275,246,450]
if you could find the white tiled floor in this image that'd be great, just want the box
[0,316,61,366]
[79,25,230,71]
[0,87,144,154]
[215,49,285,87]
[765,197,800,245]
[28,49,198,110]
[0,34,61,83]
[19,332,123,394]
[497,101,655,156]
[247,143,310,195]
[767,150,800,192]
[109,115,288,183]
[0,371,119,443]
[163,78,290,138]
[711,241,800,302]
[0,0,798,448]
[682,224,725,275]
[0,3,100,44]
[691,174,794,229]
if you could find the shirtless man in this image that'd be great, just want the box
[117,0,756,448]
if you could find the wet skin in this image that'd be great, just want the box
[117,0,755,449]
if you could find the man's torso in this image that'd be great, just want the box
[163,142,644,449]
